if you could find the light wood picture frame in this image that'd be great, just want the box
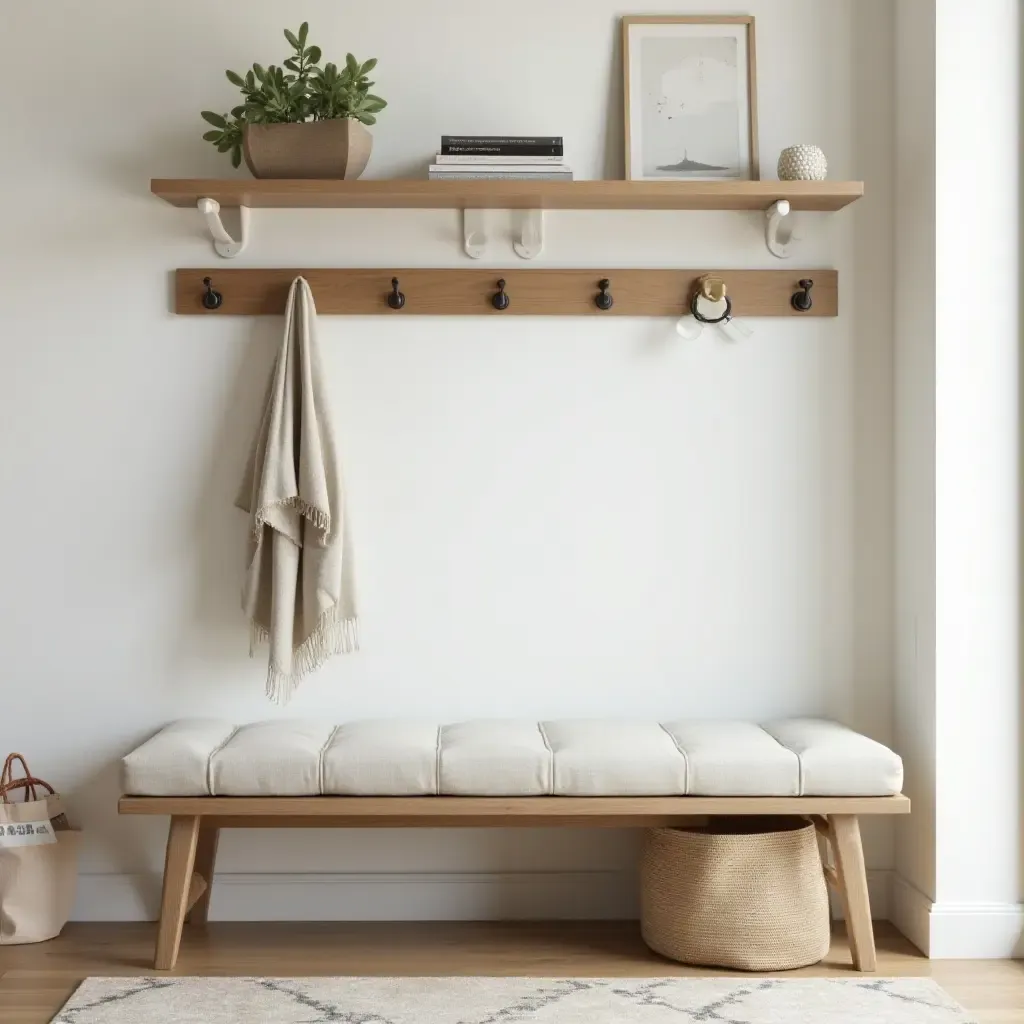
[623,16,759,181]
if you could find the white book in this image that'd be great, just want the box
[434,153,566,164]
[428,171,574,180]
[429,163,571,174]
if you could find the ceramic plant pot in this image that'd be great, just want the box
[243,119,373,179]
[777,144,828,181]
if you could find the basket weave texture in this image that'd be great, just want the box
[640,817,830,971]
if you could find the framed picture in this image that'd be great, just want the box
[622,16,759,181]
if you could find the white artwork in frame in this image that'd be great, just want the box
[623,16,759,181]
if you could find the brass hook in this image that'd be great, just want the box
[698,274,727,303]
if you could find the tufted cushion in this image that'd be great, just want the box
[323,721,437,796]
[440,721,551,796]
[122,718,903,798]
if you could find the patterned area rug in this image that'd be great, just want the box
[51,976,976,1023]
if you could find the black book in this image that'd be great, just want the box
[441,135,563,156]
[442,135,563,146]
[443,146,563,156]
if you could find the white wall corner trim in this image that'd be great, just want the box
[74,869,892,925]
[889,873,1024,959]
[889,872,933,955]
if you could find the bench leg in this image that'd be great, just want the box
[186,824,219,926]
[828,814,876,972]
[154,815,200,970]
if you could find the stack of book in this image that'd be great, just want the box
[428,136,571,180]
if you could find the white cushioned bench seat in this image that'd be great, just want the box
[122,718,903,798]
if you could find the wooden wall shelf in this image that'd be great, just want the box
[152,178,863,213]
[176,268,839,317]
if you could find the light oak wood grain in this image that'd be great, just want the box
[183,873,208,917]
[1,922,1020,1024]
[185,825,219,927]
[151,178,863,211]
[175,268,839,317]
[119,795,911,822]
[828,814,876,972]
[153,816,199,971]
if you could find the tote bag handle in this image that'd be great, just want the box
[0,753,55,804]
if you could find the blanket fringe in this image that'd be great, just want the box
[251,496,331,543]
[252,608,359,705]
[249,621,270,656]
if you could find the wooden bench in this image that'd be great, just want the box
[119,793,909,972]
[119,719,909,972]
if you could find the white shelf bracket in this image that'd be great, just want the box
[198,198,250,259]
[513,209,544,260]
[765,199,796,259]
[462,208,543,259]
[463,209,487,259]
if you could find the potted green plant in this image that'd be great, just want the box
[201,23,386,179]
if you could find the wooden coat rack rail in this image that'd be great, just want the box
[175,268,839,317]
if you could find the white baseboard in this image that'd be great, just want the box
[76,869,1020,957]
[73,868,891,924]
[889,873,931,954]
[928,901,1024,959]
[888,873,1024,958]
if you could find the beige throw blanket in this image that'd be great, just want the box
[236,277,358,703]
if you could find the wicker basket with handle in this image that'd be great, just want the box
[640,816,830,971]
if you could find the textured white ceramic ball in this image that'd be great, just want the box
[777,145,828,181]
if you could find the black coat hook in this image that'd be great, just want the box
[492,278,510,311]
[387,277,406,310]
[201,276,223,310]
[792,279,814,312]
[595,278,614,310]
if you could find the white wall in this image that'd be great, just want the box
[892,0,937,948]
[0,0,896,921]
[932,0,1022,956]
[893,0,1024,957]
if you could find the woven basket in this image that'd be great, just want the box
[640,817,830,971]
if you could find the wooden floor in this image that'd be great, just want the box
[0,921,1021,1023]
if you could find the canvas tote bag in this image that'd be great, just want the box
[0,753,81,944]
